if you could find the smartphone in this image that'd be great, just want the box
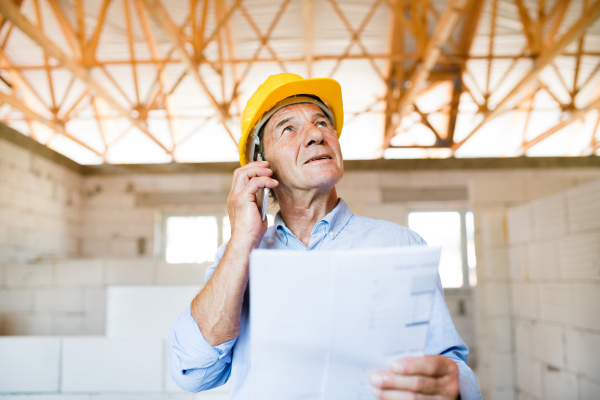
[255,154,269,221]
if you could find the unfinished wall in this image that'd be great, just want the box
[0,258,210,335]
[506,178,600,400]
[467,171,600,400]
[79,168,600,259]
[0,138,83,263]
[0,285,228,399]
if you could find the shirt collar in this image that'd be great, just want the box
[274,198,353,243]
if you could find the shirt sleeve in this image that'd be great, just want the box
[425,275,483,400]
[410,233,482,399]
[168,242,235,393]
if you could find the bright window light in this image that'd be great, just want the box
[466,211,477,287]
[166,216,218,263]
[223,215,231,244]
[408,212,463,288]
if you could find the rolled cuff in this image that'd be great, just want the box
[169,306,237,373]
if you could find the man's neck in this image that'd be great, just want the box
[277,187,339,247]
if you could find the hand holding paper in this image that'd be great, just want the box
[250,246,442,400]
[370,355,460,399]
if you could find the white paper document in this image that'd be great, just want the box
[249,246,441,400]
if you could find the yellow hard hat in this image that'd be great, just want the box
[239,73,343,166]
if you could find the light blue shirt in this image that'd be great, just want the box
[168,199,482,399]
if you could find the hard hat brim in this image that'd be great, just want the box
[238,77,343,166]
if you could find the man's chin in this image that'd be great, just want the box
[302,169,343,190]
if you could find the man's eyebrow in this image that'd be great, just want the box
[314,112,327,119]
[275,116,294,129]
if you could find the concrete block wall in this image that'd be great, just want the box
[0,139,83,263]
[0,285,228,399]
[79,168,600,259]
[80,174,232,258]
[506,178,600,400]
[71,169,600,385]
[0,259,210,335]
[0,298,228,400]
[468,170,600,400]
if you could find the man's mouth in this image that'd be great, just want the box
[304,155,332,164]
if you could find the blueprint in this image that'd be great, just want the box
[249,246,441,400]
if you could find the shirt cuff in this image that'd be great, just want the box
[169,306,237,373]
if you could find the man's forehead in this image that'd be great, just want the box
[267,103,324,126]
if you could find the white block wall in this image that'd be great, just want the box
[506,178,600,400]
[0,336,229,399]
[0,285,230,399]
[106,286,200,339]
[468,171,600,400]
[0,259,210,335]
[0,139,83,263]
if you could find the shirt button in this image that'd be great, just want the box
[329,231,334,237]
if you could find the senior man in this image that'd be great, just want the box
[168,74,482,400]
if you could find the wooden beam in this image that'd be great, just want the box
[75,0,85,57]
[11,52,595,71]
[447,0,484,144]
[196,0,209,56]
[326,0,385,81]
[0,0,173,156]
[522,95,600,151]
[123,0,141,106]
[382,0,469,149]
[227,0,295,110]
[141,0,237,146]
[220,0,241,114]
[196,0,243,56]
[515,0,539,54]
[86,0,113,63]
[414,104,442,140]
[238,1,292,74]
[446,76,462,143]
[47,0,81,59]
[0,90,102,157]
[302,0,314,78]
[91,96,108,154]
[383,0,404,148]
[451,0,600,152]
[485,0,498,97]
[544,0,571,47]
[0,47,49,111]
[60,90,88,121]
[134,0,178,152]
[32,0,57,112]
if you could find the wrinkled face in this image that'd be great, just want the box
[262,103,344,194]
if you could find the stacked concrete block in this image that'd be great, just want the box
[0,259,211,335]
[0,139,82,264]
[506,177,600,400]
[0,284,229,399]
[0,336,228,399]
[106,286,199,339]
[467,171,600,400]
[0,337,61,392]
[471,205,516,400]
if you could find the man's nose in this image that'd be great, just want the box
[303,123,325,147]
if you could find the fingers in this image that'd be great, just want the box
[371,387,433,400]
[391,356,457,378]
[370,357,460,399]
[370,372,439,394]
[231,161,272,191]
[241,176,279,195]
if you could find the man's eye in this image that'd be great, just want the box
[317,121,328,127]
[283,126,293,133]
